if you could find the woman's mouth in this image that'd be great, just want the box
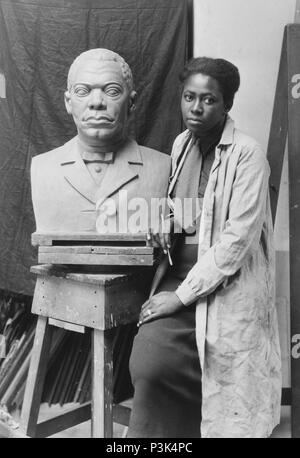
[187,118,203,124]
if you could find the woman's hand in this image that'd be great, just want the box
[149,216,174,253]
[138,291,184,326]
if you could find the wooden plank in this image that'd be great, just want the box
[37,252,154,266]
[60,270,152,288]
[30,264,71,278]
[48,318,85,334]
[30,264,128,283]
[30,263,151,285]
[105,276,150,328]
[31,269,148,329]
[267,27,288,222]
[38,245,154,255]
[32,232,149,246]
[91,329,113,438]
[30,264,152,286]
[20,316,53,437]
[31,276,106,330]
[287,23,300,438]
[35,402,91,438]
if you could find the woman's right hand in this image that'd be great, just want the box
[149,216,174,254]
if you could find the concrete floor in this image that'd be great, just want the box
[27,403,291,438]
[270,406,291,438]
[3,402,291,438]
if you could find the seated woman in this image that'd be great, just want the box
[128,57,282,438]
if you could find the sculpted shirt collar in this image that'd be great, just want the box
[60,136,143,166]
[59,136,143,205]
[81,150,115,163]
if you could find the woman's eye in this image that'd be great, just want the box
[184,93,193,102]
[203,97,215,105]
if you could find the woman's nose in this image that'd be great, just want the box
[191,99,203,114]
[88,89,106,110]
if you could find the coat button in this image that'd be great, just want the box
[95,165,102,173]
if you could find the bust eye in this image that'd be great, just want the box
[74,86,90,96]
[106,87,122,97]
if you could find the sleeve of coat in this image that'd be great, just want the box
[175,145,271,306]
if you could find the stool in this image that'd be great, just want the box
[20,264,148,438]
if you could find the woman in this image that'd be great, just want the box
[128,57,282,438]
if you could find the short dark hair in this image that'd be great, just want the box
[179,57,240,110]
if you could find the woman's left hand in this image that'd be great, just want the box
[138,291,184,326]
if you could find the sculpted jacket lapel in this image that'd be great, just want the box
[60,137,99,204]
[95,138,143,207]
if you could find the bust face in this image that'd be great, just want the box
[65,59,135,147]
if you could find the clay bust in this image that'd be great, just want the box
[31,49,171,233]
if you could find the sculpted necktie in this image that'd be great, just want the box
[81,151,114,163]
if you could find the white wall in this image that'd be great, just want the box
[193,0,297,386]
[193,0,296,150]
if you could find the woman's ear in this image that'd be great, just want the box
[224,99,233,113]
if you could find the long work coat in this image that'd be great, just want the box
[164,117,282,438]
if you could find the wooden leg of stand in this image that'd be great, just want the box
[21,316,52,437]
[91,329,113,438]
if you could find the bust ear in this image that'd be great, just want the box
[64,90,72,115]
[128,90,137,114]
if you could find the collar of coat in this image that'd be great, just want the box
[59,136,143,205]
[218,115,235,146]
[173,115,235,163]
[168,116,235,199]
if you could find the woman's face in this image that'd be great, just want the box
[181,73,226,136]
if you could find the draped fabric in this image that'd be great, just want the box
[0,0,189,295]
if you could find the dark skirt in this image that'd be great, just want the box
[128,272,202,438]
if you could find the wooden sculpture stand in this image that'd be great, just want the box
[20,264,149,437]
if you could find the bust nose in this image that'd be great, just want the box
[88,89,106,110]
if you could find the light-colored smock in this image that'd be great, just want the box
[170,116,282,438]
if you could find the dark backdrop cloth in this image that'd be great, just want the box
[0,0,189,295]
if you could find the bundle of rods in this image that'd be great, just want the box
[0,292,134,413]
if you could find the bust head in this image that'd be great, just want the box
[64,49,136,148]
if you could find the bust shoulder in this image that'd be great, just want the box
[138,144,171,167]
[32,137,77,165]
